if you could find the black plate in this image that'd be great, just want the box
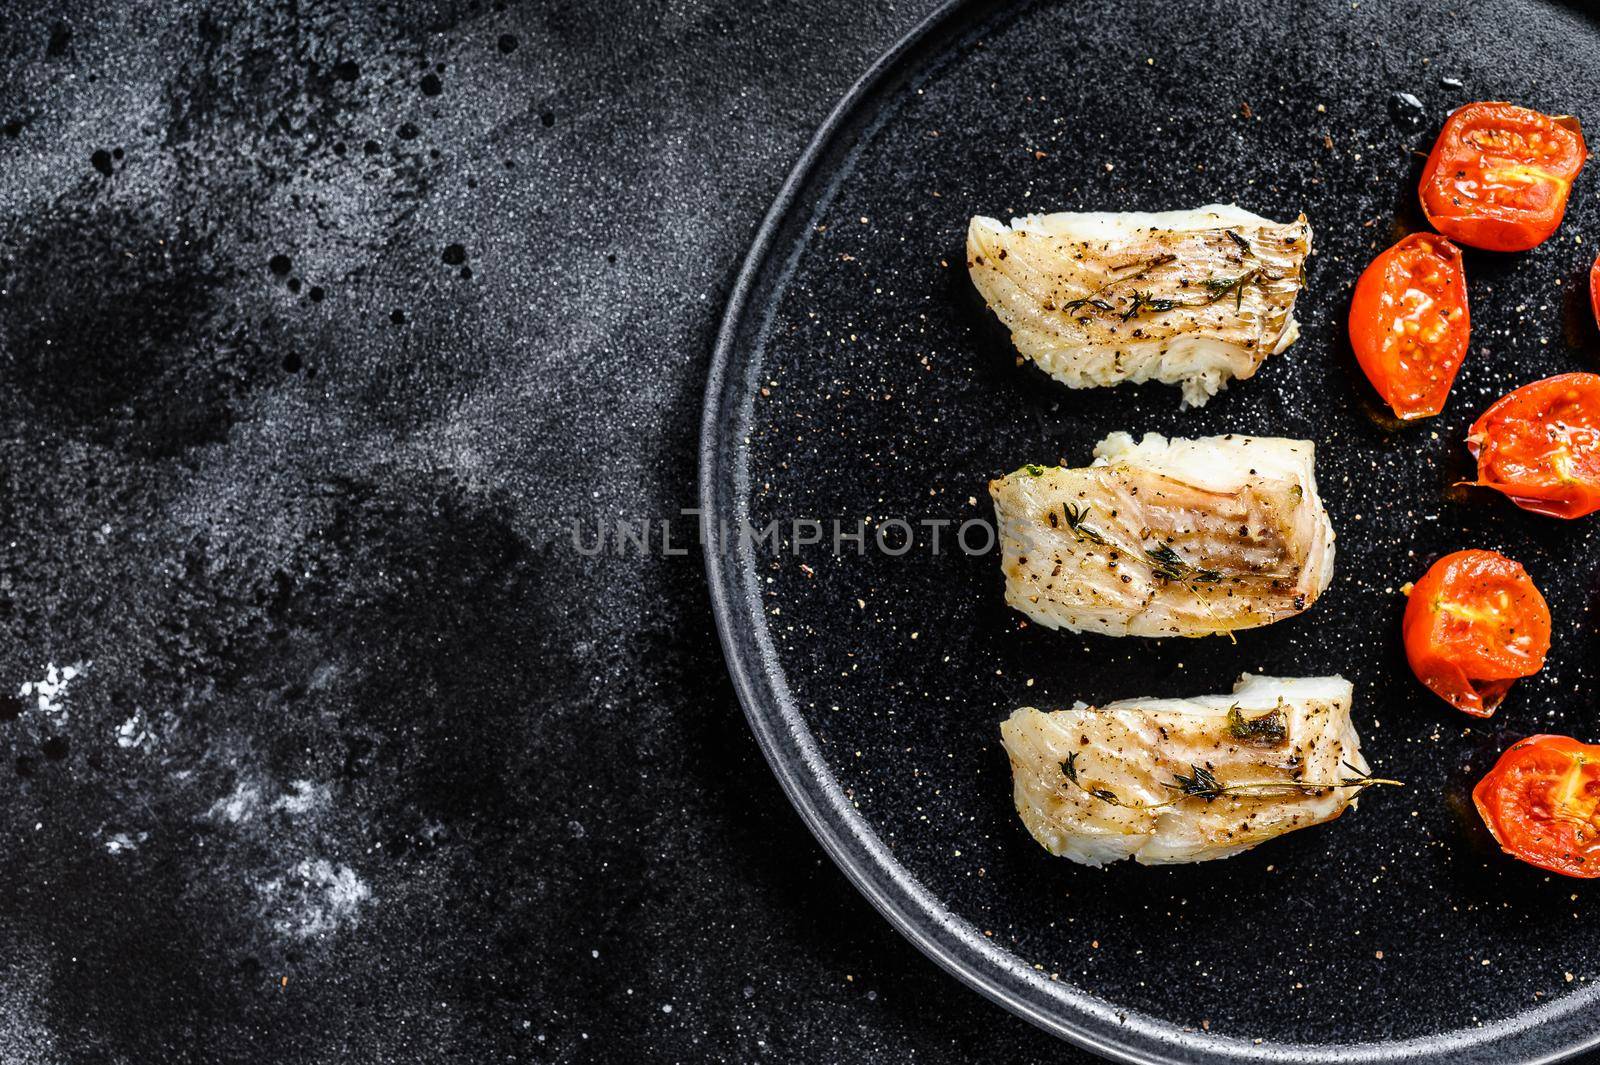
[700,1,1600,1060]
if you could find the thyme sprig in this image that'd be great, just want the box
[1144,542,1223,584]
[1059,753,1401,810]
[1061,253,1180,317]
[1053,233,1278,323]
[1169,764,1224,798]
[1057,505,1223,584]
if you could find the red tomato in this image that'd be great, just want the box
[1348,234,1470,419]
[1591,253,1600,330]
[1466,373,1600,519]
[1474,735,1600,878]
[1401,550,1550,717]
[1419,101,1587,252]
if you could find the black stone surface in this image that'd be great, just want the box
[0,1,1591,1063]
[0,1,1101,1062]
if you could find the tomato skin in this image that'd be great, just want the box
[1474,736,1600,878]
[1419,102,1587,252]
[1590,253,1600,331]
[1467,373,1600,519]
[1402,550,1550,717]
[1348,234,1470,419]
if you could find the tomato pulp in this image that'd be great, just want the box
[1348,233,1470,419]
[1467,373,1600,519]
[1419,101,1587,252]
[1401,550,1550,717]
[1475,736,1600,878]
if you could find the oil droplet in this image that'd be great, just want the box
[442,243,467,266]
[91,149,113,177]
[420,73,442,97]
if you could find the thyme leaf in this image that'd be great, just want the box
[1022,463,1046,477]
[1144,542,1223,583]
[1120,290,1181,321]
[1227,705,1289,748]
[1061,503,1113,547]
[1061,296,1114,314]
[1336,759,1387,787]
[1057,752,1121,804]
[1225,229,1253,253]
[1196,270,1260,312]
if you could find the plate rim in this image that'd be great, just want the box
[697,2,1600,1061]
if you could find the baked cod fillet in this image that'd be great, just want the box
[1000,674,1383,866]
[968,204,1311,406]
[989,432,1334,638]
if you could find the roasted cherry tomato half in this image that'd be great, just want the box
[1590,252,1600,330]
[1402,549,1550,717]
[1348,233,1470,419]
[1419,101,1587,252]
[1475,736,1600,878]
[1467,372,1600,519]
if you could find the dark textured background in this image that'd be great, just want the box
[2,1,1596,1063]
[0,0,1103,1062]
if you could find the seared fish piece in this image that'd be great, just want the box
[968,204,1311,406]
[989,432,1334,638]
[1001,674,1384,866]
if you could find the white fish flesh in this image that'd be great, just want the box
[989,432,1334,638]
[967,204,1311,406]
[1000,674,1377,866]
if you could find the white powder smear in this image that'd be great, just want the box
[207,781,263,824]
[17,661,91,718]
[259,858,372,940]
